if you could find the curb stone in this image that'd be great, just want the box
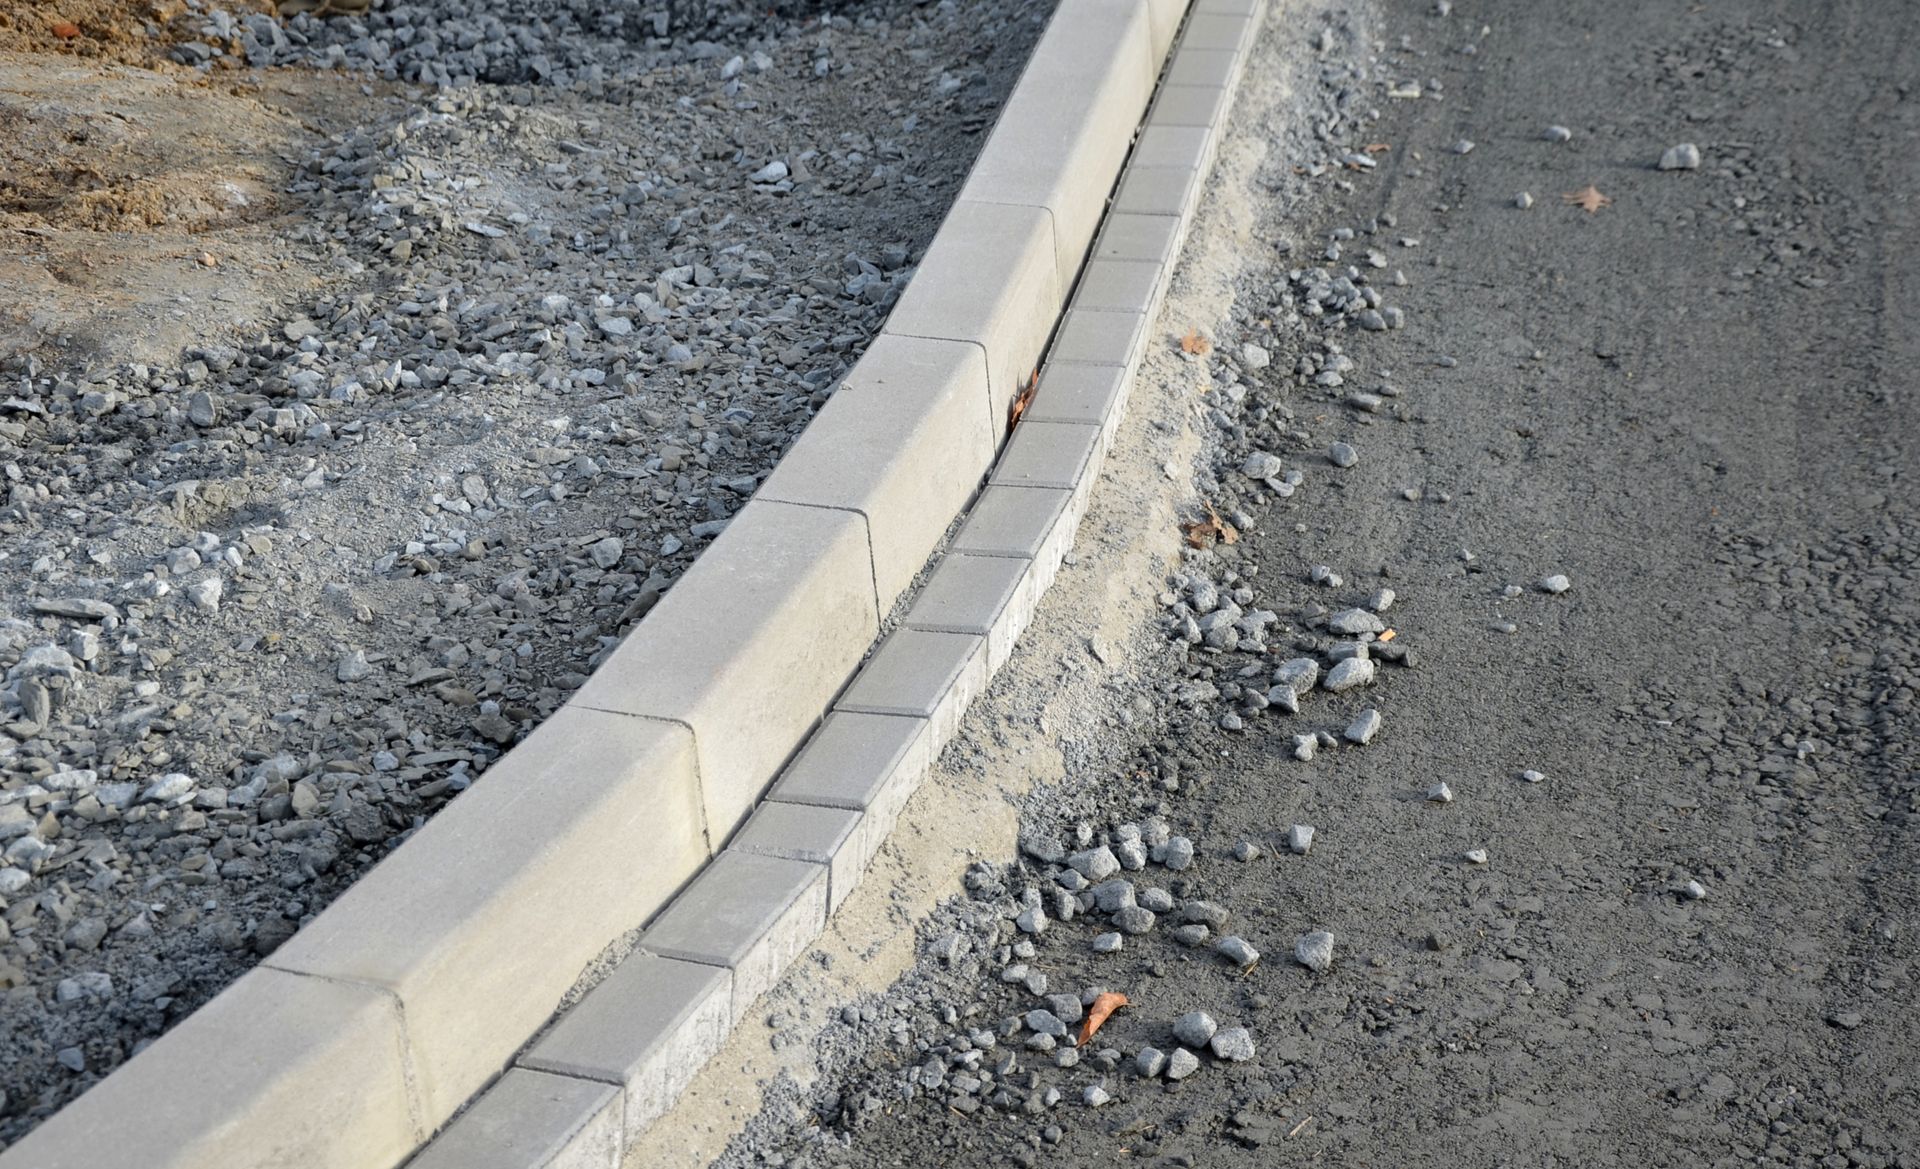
[0,1,1265,1166]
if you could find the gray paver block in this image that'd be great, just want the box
[1113,165,1200,216]
[1026,362,1127,427]
[906,554,1029,636]
[906,553,1034,672]
[951,485,1072,560]
[732,800,869,911]
[1166,46,1238,88]
[757,334,995,609]
[520,954,732,1142]
[265,707,704,1130]
[2,968,416,1169]
[1131,123,1211,171]
[836,628,987,748]
[569,500,878,842]
[1183,11,1254,50]
[1149,84,1232,129]
[884,200,1060,421]
[991,421,1102,493]
[1050,308,1148,368]
[642,850,828,1022]
[958,0,1153,289]
[1074,258,1164,315]
[1092,213,1182,265]
[768,711,930,813]
[407,1069,619,1169]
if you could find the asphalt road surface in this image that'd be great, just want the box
[718,2,1919,1166]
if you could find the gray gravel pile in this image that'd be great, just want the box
[0,0,1046,1144]
[183,0,997,89]
[725,795,1286,1155]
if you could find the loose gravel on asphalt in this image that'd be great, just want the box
[708,1,1918,1167]
[0,0,1047,1143]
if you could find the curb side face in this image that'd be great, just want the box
[569,499,881,841]
[3,967,418,1169]
[264,707,707,1128]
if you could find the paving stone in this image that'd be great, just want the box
[1165,46,1238,88]
[991,421,1101,495]
[266,708,705,1129]
[1130,123,1212,171]
[1027,362,1128,427]
[571,501,878,840]
[1184,11,1254,49]
[520,953,730,1143]
[835,628,988,747]
[951,484,1072,568]
[885,200,1061,420]
[641,851,829,1022]
[1074,258,1164,315]
[768,711,930,818]
[760,706,933,871]
[905,553,1033,671]
[1050,308,1149,369]
[4,968,416,1169]
[408,1069,619,1169]
[732,801,869,911]
[757,335,996,607]
[1148,84,1232,129]
[957,0,1153,287]
[1092,212,1183,264]
[1113,165,1200,216]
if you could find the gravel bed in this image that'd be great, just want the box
[0,0,1048,1143]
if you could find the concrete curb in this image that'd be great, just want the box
[0,2,1265,1166]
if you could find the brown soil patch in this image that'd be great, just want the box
[0,0,276,69]
[0,52,387,368]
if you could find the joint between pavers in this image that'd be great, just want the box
[259,962,430,1142]
[884,331,1004,448]
[745,497,884,630]
[569,706,716,857]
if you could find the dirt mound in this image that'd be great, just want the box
[0,59,283,232]
[0,0,273,69]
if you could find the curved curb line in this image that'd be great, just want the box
[0,2,1264,1167]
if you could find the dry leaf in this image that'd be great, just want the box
[1561,184,1612,213]
[1008,367,1038,432]
[51,20,81,37]
[1180,501,1239,549]
[1179,327,1211,356]
[1363,143,1391,154]
[1078,991,1128,1046]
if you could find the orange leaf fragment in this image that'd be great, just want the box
[1179,501,1238,549]
[52,20,81,38]
[1179,327,1211,356]
[1561,183,1612,213]
[1078,991,1128,1047]
[1363,143,1391,154]
[1008,367,1038,432]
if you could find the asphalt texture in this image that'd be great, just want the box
[718,1,1919,1167]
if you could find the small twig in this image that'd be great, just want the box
[1287,1115,1315,1139]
